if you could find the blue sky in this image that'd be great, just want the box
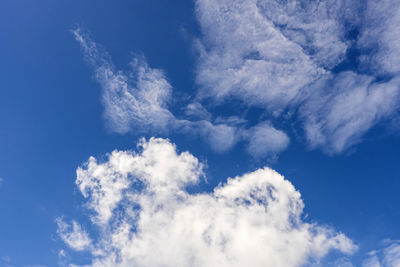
[1,0,400,266]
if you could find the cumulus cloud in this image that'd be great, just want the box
[194,0,400,154]
[73,28,290,157]
[58,138,356,267]
[363,241,400,267]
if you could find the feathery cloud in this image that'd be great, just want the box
[194,0,400,154]
[363,241,400,267]
[73,28,289,157]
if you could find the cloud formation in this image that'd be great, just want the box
[363,241,400,267]
[72,29,174,134]
[358,0,400,75]
[58,138,356,267]
[56,218,91,251]
[244,121,289,158]
[301,73,400,153]
[195,0,400,154]
[73,0,400,156]
[73,28,288,157]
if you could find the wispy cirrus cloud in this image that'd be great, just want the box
[56,218,92,251]
[363,240,400,267]
[72,28,289,157]
[301,73,400,154]
[72,28,174,134]
[58,138,356,267]
[195,0,400,154]
[73,0,400,157]
[358,0,400,75]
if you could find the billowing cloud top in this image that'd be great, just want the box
[58,138,356,266]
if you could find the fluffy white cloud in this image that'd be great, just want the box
[363,241,400,267]
[58,138,356,267]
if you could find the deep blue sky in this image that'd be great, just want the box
[0,0,399,266]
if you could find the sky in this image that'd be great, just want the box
[0,0,400,266]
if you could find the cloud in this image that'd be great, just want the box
[363,241,400,267]
[301,72,400,154]
[194,0,353,108]
[184,102,212,120]
[73,0,400,156]
[331,257,355,267]
[173,119,240,153]
[244,121,290,158]
[72,28,174,134]
[56,218,92,251]
[58,138,356,267]
[73,28,290,157]
[358,0,400,75]
[194,0,400,154]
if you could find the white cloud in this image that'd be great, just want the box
[73,0,400,156]
[56,218,92,251]
[194,0,352,109]
[58,138,356,267]
[184,102,212,120]
[301,72,400,154]
[73,28,291,157]
[331,257,355,267]
[363,241,400,267]
[174,119,239,153]
[383,244,400,267]
[194,0,400,154]
[73,28,241,153]
[244,121,290,158]
[72,29,174,134]
[358,0,400,75]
